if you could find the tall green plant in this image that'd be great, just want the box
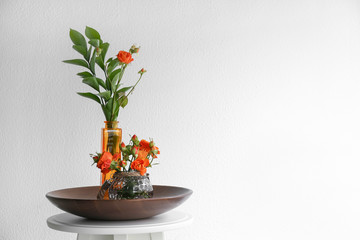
[64,26,146,121]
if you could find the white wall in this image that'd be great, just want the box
[1,0,360,239]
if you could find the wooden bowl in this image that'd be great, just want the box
[46,185,192,220]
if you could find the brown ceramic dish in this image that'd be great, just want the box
[46,185,192,220]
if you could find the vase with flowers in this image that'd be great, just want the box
[64,26,146,184]
[92,135,160,199]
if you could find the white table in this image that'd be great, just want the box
[47,211,193,240]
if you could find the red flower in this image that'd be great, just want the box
[117,51,134,64]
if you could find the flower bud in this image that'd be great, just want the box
[92,156,99,163]
[131,134,139,146]
[120,160,126,168]
[149,141,154,148]
[96,47,102,56]
[138,68,147,74]
[132,146,139,155]
[120,142,126,151]
[130,45,140,54]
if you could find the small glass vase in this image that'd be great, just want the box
[97,172,154,200]
[101,121,122,185]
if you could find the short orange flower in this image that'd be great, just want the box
[97,152,113,174]
[138,139,151,159]
[117,51,134,64]
[100,159,112,174]
[138,139,160,158]
[97,152,112,168]
[131,158,149,176]
[139,139,151,152]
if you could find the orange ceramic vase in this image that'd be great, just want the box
[101,121,122,185]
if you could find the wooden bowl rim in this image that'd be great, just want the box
[46,185,193,202]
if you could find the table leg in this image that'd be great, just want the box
[77,232,165,240]
[113,235,128,240]
[77,234,114,240]
[114,233,163,240]
[150,232,165,240]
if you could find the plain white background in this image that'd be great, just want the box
[1,0,360,239]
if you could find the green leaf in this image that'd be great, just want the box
[88,39,100,47]
[110,76,117,93]
[89,49,96,74]
[82,77,99,91]
[106,57,113,64]
[119,96,128,108]
[69,29,87,47]
[113,106,120,121]
[101,105,111,121]
[96,57,105,71]
[72,45,87,57]
[77,92,100,104]
[117,86,132,93]
[77,71,93,78]
[96,78,106,89]
[63,59,89,68]
[98,91,111,101]
[100,43,109,60]
[105,98,113,110]
[112,99,120,120]
[107,59,119,74]
[109,68,122,81]
[85,26,101,40]
[106,77,111,91]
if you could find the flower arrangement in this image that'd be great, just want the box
[91,135,160,176]
[64,26,146,121]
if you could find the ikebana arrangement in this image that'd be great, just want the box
[64,26,160,199]
[91,135,160,176]
[45,26,191,221]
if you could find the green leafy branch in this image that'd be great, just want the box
[63,26,145,121]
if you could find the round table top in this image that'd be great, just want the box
[47,211,193,235]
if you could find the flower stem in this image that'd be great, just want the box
[126,74,143,97]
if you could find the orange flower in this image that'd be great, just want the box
[101,159,112,174]
[138,139,160,158]
[97,152,112,168]
[139,139,151,152]
[152,146,160,158]
[117,51,134,64]
[97,152,113,174]
[131,158,149,175]
[138,139,151,159]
